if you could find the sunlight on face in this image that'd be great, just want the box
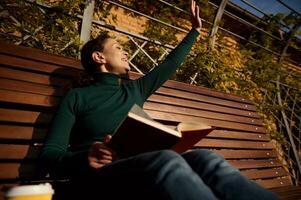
[101,39,130,75]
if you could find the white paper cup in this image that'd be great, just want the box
[5,183,54,200]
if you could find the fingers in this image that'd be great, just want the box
[88,141,118,169]
[196,5,201,27]
[191,0,195,17]
[97,148,113,158]
[104,134,112,144]
[92,141,113,155]
[89,157,112,169]
[196,5,200,19]
[190,0,202,32]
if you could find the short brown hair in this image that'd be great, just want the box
[80,32,110,75]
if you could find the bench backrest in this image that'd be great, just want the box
[0,42,292,195]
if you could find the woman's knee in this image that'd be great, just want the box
[182,149,239,175]
[148,150,184,165]
[140,150,189,171]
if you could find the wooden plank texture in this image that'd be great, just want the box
[147,94,260,118]
[0,41,82,69]
[0,108,53,124]
[0,145,41,160]
[0,77,66,96]
[0,54,81,77]
[0,66,71,87]
[0,89,59,107]
[213,149,277,159]
[270,186,301,200]
[0,145,278,161]
[146,110,266,133]
[229,159,283,169]
[156,87,257,111]
[242,168,288,179]
[196,139,273,149]
[207,130,270,141]
[144,101,262,125]
[0,42,298,199]
[0,125,47,141]
[257,176,292,189]
[130,73,254,104]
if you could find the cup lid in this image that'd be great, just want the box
[5,183,54,197]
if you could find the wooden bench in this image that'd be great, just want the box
[0,41,301,199]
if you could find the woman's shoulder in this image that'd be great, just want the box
[62,87,83,101]
[65,84,93,95]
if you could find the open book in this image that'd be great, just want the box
[108,104,215,158]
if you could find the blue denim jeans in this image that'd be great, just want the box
[70,149,279,200]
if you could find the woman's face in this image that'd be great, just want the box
[101,38,130,75]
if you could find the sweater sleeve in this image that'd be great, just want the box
[39,90,89,177]
[133,28,199,101]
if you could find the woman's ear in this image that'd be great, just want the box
[92,51,106,65]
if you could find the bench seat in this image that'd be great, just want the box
[0,41,300,199]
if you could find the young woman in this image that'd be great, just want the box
[40,1,279,199]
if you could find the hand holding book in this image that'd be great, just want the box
[88,135,117,169]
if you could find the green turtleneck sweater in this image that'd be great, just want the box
[40,28,199,177]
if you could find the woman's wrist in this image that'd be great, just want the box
[195,27,201,34]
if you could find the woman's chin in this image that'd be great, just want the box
[125,67,131,73]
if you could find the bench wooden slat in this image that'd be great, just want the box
[195,139,273,149]
[0,145,41,160]
[0,108,52,124]
[228,159,283,169]
[156,87,257,111]
[131,73,254,104]
[0,144,277,161]
[213,149,276,159]
[0,41,82,69]
[148,94,260,119]
[0,78,65,97]
[0,66,70,87]
[0,161,287,179]
[270,186,301,193]
[163,127,270,141]
[0,164,21,179]
[0,149,285,182]
[0,89,59,107]
[257,176,292,189]
[165,82,253,104]
[0,81,260,121]
[273,192,301,200]
[0,84,262,129]
[0,163,44,180]
[147,110,266,133]
[0,125,270,142]
[0,125,46,141]
[144,101,262,125]
[208,130,270,141]
[0,54,81,77]
[242,168,288,179]
[270,186,301,199]
[0,108,265,134]
[0,103,264,133]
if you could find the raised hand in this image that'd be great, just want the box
[190,0,202,33]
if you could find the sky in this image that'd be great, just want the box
[229,0,301,37]
[229,0,301,17]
